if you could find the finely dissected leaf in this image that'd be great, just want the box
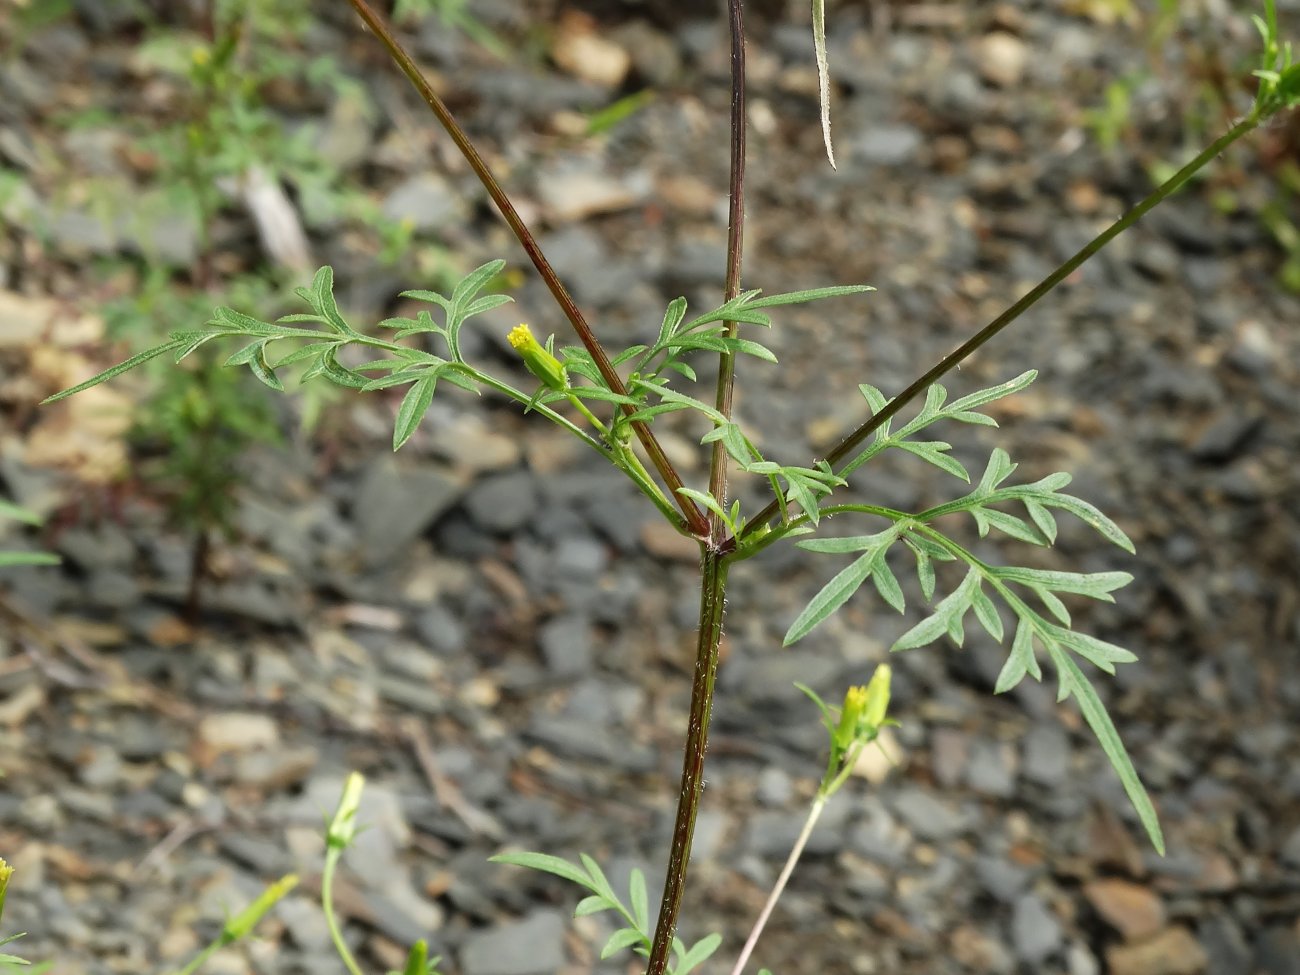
[579,853,619,905]
[1052,626,1139,672]
[489,852,590,888]
[42,338,190,403]
[844,374,1037,478]
[995,566,1131,601]
[1052,647,1164,854]
[600,928,646,959]
[892,567,980,650]
[785,528,902,644]
[393,376,437,450]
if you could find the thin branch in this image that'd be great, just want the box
[344,0,707,537]
[706,0,749,545]
[732,113,1262,547]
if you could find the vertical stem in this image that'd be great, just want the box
[344,0,707,538]
[646,548,730,975]
[706,0,748,542]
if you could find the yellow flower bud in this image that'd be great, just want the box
[863,664,891,730]
[0,857,12,925]
[508,324,568,392]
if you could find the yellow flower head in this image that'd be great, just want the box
[508,323,568,392]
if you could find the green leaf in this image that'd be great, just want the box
[393,376,437,450]
[994,618,1039,692]
[463,293,513,317]
[675,933,723,975]
[1041,493,1135,553]
[946,370,1037,414]
[892,568,980,650]
[451,259,507,305]
[677,488,734,533]
[628,869,649,932]
[785,528,901,644]
[600,928,645,960]
[895,440,969,481]
[1052,648,1164,855]
[575,895,613,917]
[42,338,189,403]
[0,552,61,568]
[995,567,1131,602]
[246,346,285,391]
[578,853,619,905]
[748,284,872,308]
[971,585,1004,642]
[0,501,41,525]
[489,852,590,888]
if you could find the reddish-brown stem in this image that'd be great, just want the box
[646,4,747,972]
[646,547,729,975]
[344,0,707,538]
[705,0,748,544]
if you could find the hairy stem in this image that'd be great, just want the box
[344,0,707,537]
[733,113,1262,546]
[646,547,730,975]
[706,0,748,543]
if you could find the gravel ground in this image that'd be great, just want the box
[2,2,1300,974]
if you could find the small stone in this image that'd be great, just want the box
[1281,824,1300,867]
[890,787,968,841]
[354,457,465,567]
[1197,915,1251,973]
[1105,926,1208,975]
[1253,926,1300,975]
[551,11,631,88]
[197,713,280,754]
[536,160,649,223]
[965,739,1017,798]
[639,520,698,562]
[382,173,467,232]
[232,745,319,789]
[756,766,792,806]
[1083,878,1166,941]
[1011,892,1062,964]
[976,32,1028,87]
[414,603,467,654]
[465,471,538,533]
[1023,723,1071,787]
[429,414,520,473]
[460,909,567,975]
[853,124,923,166]
[537,614,593,676]
[553,537,607,578]
[930,728,968,789]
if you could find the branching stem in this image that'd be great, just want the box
[733,112,1263,547]
[344,0,707,537]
